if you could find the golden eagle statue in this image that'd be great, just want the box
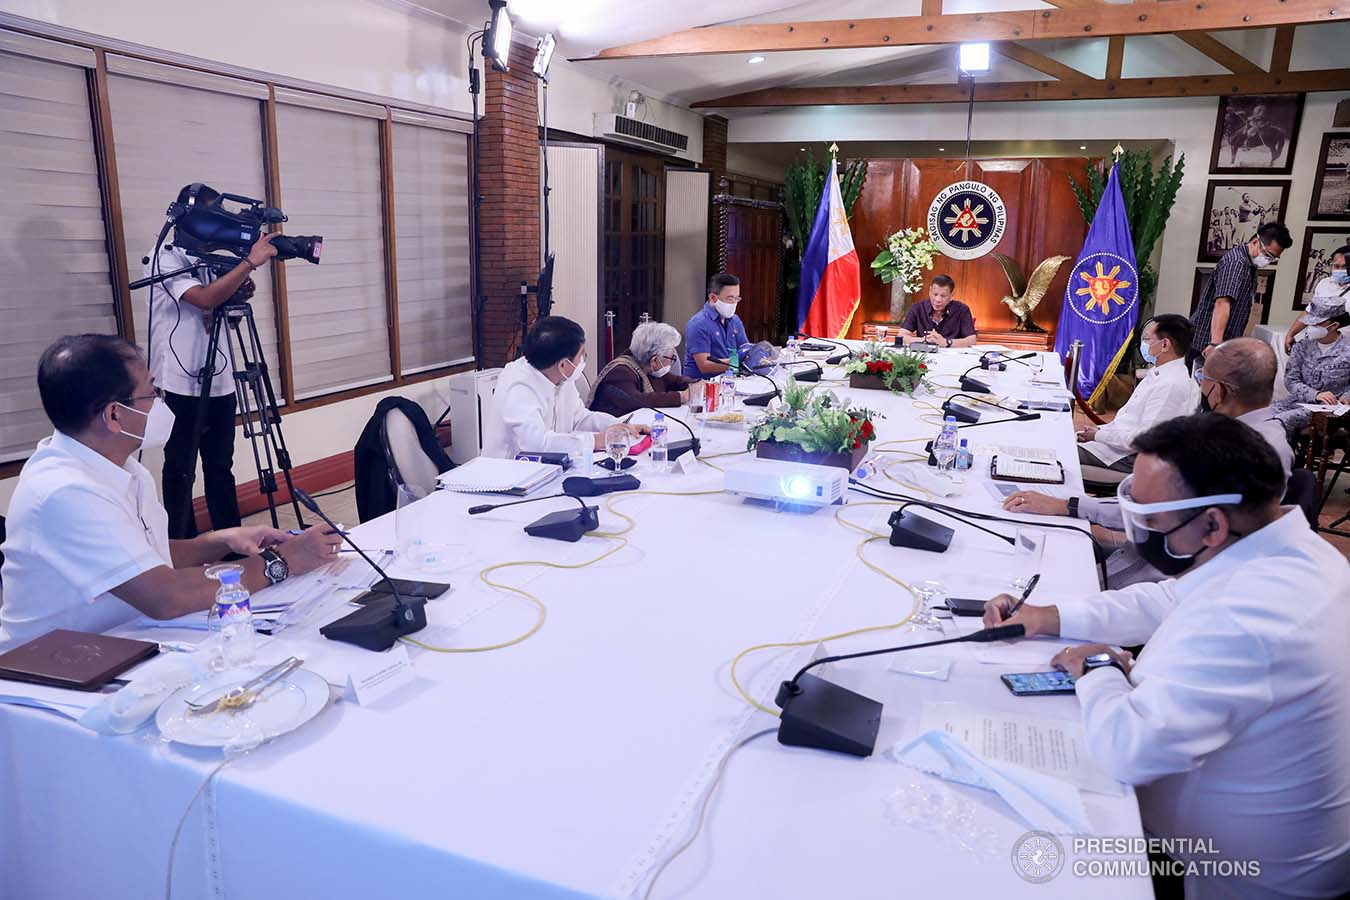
[993,253,1070,332]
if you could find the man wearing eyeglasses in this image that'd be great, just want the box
[985,414,1350,900]
[1189,222,1292,370]
[0,335,342,647]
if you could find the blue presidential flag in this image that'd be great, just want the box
[1054,163,1140,405]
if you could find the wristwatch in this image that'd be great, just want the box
[1081,651,1126,678]
[1067,496,1080,519]
[260,548,289,586]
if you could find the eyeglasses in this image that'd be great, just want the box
[122,387,164,404]
[1196,371,1233,391]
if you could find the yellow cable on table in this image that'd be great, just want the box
[402,486,722,653]
[728,502,921,717]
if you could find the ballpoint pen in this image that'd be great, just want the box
[1006,573,1041,618]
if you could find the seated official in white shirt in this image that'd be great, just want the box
[0,335,342,647]
[1077,314,1200,479]
[1004,337,1293,588]
[482,316,645,460]
[986,414,1350,900]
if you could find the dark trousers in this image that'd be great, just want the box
[163,391,240,539]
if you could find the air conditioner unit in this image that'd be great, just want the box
[593,113,689,154]
[447,368,500,465]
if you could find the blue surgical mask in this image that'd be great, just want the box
[1333,270,1350,285]
[1140,341,1157,366]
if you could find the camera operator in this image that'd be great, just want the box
[147,185,278,538]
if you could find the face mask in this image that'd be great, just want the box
[1305,325,1329,341]
[1140,340,1158,366]
[1252,253,1274,268]
[713,300,738,319]
[562,356,587,384]
[1133,516,1205,576]
[115,397,175,450]
[651,362,672,379]
[1116,474,1243,577]
[1332,270,1349,284]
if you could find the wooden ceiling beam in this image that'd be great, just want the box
[1105,35,1124,80]
[1270,25,1296,75]
[994,41,1090,81]
[921,0,942,16]
[1175,32,1262,73]
[691,67,1350,107]
[585,1,1346,60]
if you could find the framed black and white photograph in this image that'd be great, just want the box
[1198,180,1290,262]
[1293,227,1350,310]
[1308,132,1350,221]
[1209,93,1304,175]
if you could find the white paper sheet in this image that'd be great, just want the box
[920,700,1124,796]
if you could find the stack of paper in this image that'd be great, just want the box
[437,457,561,495]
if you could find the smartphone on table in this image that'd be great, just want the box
[1001,670,1076,696]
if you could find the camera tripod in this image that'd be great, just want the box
[132,257,304,534]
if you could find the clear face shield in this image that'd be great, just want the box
[1115,475,1244,575]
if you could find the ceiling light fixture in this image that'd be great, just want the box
[1079,144,1087,150]
[748,55,766,64]
[484,0,513,73]
[938,146,945,151]
[958,42,991,74]
[533,32,556,80]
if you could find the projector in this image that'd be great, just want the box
[722,458,849,509]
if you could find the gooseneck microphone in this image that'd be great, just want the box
[775,624,1026,757]
[295,487,427,652]
[796,333,854,365]
[942,392,1041,427]
[981,350,1038,369]
[757,358,823,382]
[957,363,993,394]
[736,363,781,407]
[468,492,600,542]
[644,407,699,459]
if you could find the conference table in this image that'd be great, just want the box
[0,344,1150,900]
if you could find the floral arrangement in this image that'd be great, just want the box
[747,377,879,455]
[869,227,939,294]
[843,343,929,396]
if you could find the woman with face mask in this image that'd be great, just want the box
[1271,310,1350,435]
[1284,245,1350,352]
[587,322,692,418]
[481,315,647,460]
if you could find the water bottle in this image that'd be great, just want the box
[785,335,800,362]
[720,367,738,411]
[208,568,256,669]
[650,412,669,466]
[854,457,882,481]
[956,438,973,471]
[933,416,959,475]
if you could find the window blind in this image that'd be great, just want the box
[275,100,392,399]
[0,48,116,462]
[391,121,473,374]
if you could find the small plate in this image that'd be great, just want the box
[155,664,329,748]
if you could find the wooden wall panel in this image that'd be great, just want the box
[847,157,1091,340]
[724,205,782,341]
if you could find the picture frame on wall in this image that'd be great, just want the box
[1197,180,1291,262]
[1308,132,1350,221]
[1293,227,1350,310]
[1209,93,1304,175]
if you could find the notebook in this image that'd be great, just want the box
[437,457,561,495]
[990,455,1066,485]
[0,630,159,691]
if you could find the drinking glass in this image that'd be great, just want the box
[604,425,630,469]
[910,579,947,633]
[1011,527,1046,593]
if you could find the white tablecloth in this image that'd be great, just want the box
[0,346,1148,900]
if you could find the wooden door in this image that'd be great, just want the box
[723,203,782,342]
[603,148,665,356]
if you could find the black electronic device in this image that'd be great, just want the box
[776,624,1026,756]
[563,473,641,497]
[796,334,853,365]
[800,341,835,353]
[942,399,982,424]
[736,363,781,406]
[297,488,428,652]
[168,183,321,265]
[1001,670,1077,696]
[368,578,451,599]
[981,350,1038,370]
[468,493,600,543]
[945,596,987,617]
[754,359,823,383]
[645,408,699,460]
[887,509,956,552]
[958,363,993,394]
[515,450,572,468]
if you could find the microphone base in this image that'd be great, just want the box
[524,505,599,542]
[320,597,428,652]
[793,369,821,383]
[775,673,882,758]
[742,392,778,407]
[959,376,992,394]
[563,473,640,497]
[942,401,981,424]
[666,438,698,461]
[887,509,954,553]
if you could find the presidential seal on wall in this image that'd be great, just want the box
[927,181,1007,260]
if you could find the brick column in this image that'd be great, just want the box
[477,40,542,368]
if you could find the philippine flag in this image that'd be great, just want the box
[796,158,862,339]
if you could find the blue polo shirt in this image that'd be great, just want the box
[683,304,749,379]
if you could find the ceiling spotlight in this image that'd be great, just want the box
[533,32,556,79]
[748,55,766,64]
[800,146,807,151]
[1079,144,1087,150]
[938,146,946,151]
[958,42,991,74]
[484,0,513,73]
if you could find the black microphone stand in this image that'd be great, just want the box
[468,492,599,542]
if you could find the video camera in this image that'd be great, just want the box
[168,183,322,266]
